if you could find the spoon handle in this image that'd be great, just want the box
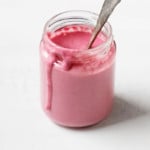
[87,0,121,49]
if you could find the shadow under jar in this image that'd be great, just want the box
[40,10,116,127]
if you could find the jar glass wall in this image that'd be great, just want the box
[40,10,116,127]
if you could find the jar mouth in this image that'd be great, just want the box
[43,10,113,55]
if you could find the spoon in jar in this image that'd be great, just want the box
[87,0,121,49]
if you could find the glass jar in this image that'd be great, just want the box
[40,10,116,127]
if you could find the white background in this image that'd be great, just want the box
[0,0,150,150]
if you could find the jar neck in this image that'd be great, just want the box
[43,10,113,52]
[41,10,114,70]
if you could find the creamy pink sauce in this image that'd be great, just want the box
[51,26,103,50]
[40,25,115,127]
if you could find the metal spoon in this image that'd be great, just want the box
[87,0,121,49]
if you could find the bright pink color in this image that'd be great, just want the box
[40,25,116,127]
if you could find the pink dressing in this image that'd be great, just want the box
[40,25,115,127]
[51,27,103,50]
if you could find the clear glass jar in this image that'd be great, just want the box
[40,10,116,127]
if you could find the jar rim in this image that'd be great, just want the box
[43,10,113,55]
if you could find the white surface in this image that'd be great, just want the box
[0,0,150,150]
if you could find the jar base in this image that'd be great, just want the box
[45,108,112,128]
